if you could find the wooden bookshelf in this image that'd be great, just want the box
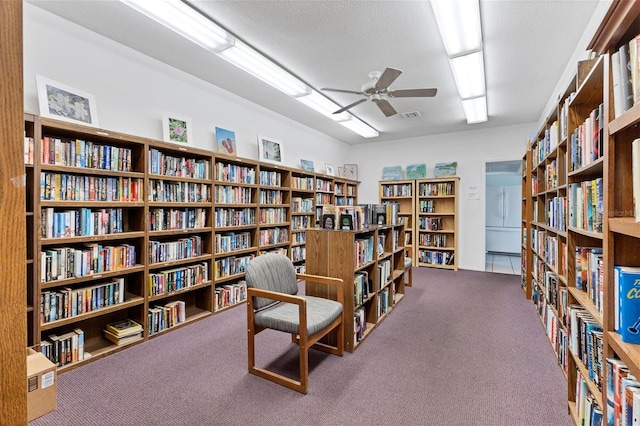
[305,223,406,353]
[314,173,335,225]
[257,163,291,256]
[378,179,415,264]
[290,170,315,273]
[24,113,38,347]
[415,177,459,270]
[520,2,640,422]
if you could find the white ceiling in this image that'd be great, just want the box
[27,0,603,145]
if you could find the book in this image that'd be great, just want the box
[618,266,640,344]
[105,318,143,337]
[103,329,143,346]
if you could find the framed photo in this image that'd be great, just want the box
[382,166,403,180]
[338,166,347,178]
[344,164,358,180]
[300,159,315,172]
[434,162,458,177]
[258,135,284,164]
[36,75,99,127]
[325,164,336,176]
[215,127,236,156]
[163,114,193,145]
[406,163,427,179]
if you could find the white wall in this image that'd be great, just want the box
[351,122,534,271]
[24,4,536,273]
[23,4,349,167]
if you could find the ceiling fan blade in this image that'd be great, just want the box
[389,88,438,98]
[321,87,364,95]
[374,68,403,91]
[373,99,397,117]
[333,98,367,114]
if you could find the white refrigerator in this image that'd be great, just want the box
[486,185,521,254]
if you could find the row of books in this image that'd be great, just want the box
[258,170,282,187]
[214,185,253,204]
[546,196,567,231]
[381,183,412,197]
[532,285,568,372]
[24,134,34,165]
[215,207,256,228]
[545,158,558,191]
[291,197,313,213]
[569,102,604,172]
[148,180,211,203]
[213,254,253,279]
[213,161,255,184]
[43,136,133,172]
[567,178,604,233]
[567,304,603,391]
[418,250,454,266]
[148,301,186,336]
[315,178,332,192]
[354,307,367,345]
[606,357,640,426]
[377,287,390,318]
[291,176,314,190]
[41,278,125,324]
[149,208,207,232]
[149,148,210,179]
[291,245,305,262]
[215,231,252,254]
[41,207,125,239]
[354,236,374,268]
[149,262,209,297]
[419,232,448,248]
[291,215,311,230]
[259,227,289,245]
[418,217,443,231]
[292,232,306,244]
[41,243,136,283]
[611,37,639,119]
[354,271,372,306]
[576,370,603,426]
[377,259,391,288]
[575,246,604,315]
[40,328,86,367]
[258,208,288,224]
[148,236,203,264]
[215,281,247,310]
[258,189,284,204]
[418,181,455,197]
[41,172,143,202]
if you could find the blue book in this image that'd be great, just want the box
[618,266,640,344]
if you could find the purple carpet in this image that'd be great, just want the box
[30,267,572,425]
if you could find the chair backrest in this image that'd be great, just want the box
[245,254,298,310]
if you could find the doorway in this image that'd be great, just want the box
[485,159,522,274]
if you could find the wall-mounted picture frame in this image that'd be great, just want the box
[338,166,347,178]
[300,159,315,172]
[258,135,284,164]
[215,127,236,156]
[406,163,427,179]
[381,165,403,180]
[162,114,193,145]
[344,163,358,180]
[36,74,99,127]
[434,161,458,177]
[325,164,336,176]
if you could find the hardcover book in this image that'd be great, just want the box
[617,266,640,344]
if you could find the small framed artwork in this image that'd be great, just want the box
[434,161,458,177]
[300,159,315,172]
[406,163,427,179]
[338,166,347,178]
[344,164,358,180]
[36,75,99,127]
[322,214,336,229]
[381,166,403,180]
[325,164,336,176]
[215,127,236,156]
[340,213,353,230]
[258,135,284,164]
[163,114,193,145]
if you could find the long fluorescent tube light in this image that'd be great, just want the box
[218,39,311,97]
[340,116,379,138]
[461,96,487,124]
[121,0,234,52]
[430,0,482,56]
[449,51,486,100]
[296,90,351,122]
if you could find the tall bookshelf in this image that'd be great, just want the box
[521,146,533,299]
[315,173,334,226]
[290,170,315,273]
[147,140,214,335]
[378,179,415,264]
[24,113,37,347]
[520,2,640,422]
[257,163,291,256]
[415,177,459,270]
[305,223,406,353]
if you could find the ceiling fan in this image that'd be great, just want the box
[321,67,437,117]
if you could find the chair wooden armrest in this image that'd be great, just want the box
[247,287,306,307]
[296,273,344,304]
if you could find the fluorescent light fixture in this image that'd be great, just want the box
[296,90,351,122]
[430,0,482,56]
[218,39,311,97]
[449,51,486,99]
[120,0,234,52]
[340,116,379,138]
[461,96,487,124]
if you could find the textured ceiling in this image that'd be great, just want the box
[27,0,604,145]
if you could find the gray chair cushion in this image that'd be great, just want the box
[254,295,343,335]
[246,254,299,310]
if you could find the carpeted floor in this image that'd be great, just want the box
[30,267,572,426]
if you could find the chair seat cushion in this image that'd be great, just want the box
[404,257,412,269]
[254,296,343,336]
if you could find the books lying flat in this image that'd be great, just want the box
[103,329,143,346]
[105,318,143,337]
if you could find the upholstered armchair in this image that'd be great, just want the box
[245,253,344,394]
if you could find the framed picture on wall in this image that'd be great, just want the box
[300,159,315,171]
[258,135,284,164]
[325,164,336,176]
[215,127,236,156]
[406,163,427,179]
[36,74,99,127]
[344,164,358,180]
[162,114,193,145]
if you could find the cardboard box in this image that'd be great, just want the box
[27,348,57,421]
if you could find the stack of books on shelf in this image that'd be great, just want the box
[103,319,143,346]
